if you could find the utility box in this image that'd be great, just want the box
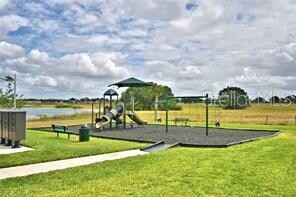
[0,110,26,148]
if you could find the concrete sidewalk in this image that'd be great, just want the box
[0,145,33,155]
[0,149,148,180]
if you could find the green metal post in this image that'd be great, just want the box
[91,101,94,128]
[123,102,126,129]
[196,98,198,127]
[165,98,169,133]
[205,94,209,136]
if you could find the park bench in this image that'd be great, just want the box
[174,118,190,126]
[52,125,73,139]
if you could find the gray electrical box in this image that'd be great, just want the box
[0,110,26,148]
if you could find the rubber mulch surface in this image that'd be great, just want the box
[51,124,280,147]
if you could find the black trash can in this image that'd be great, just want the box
[79,125,90,142]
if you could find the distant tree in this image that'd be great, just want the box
[90,98,99,102]
[121,83,178,110]
[253,97,266,103]
[218,86,248,96]
[68,97,77,103]
[80,97,90,102]
[269,96,280,104]
[218,86,250,109]
[285,95,296,104]
[180,97,202,103]
[42,99,64,103]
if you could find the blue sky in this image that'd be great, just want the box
[0,0,295,99]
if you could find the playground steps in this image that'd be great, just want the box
[140,141,179,153]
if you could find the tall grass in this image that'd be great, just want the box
[27,103,296,127]
[137,103,296,125]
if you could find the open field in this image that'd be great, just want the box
[0,123,295,196]
[0,130,146,168]
[26,103,296,127]
[142,103,296,125]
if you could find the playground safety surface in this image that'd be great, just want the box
[42,124,280,147]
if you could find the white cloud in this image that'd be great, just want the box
[179,66,201,79]
[120,29,148,37]
[0,42,25,59]
[0,15,29,38]
[27,50,50,65]
[121,0,187,21]
[0,0,10,9]
[1,0,296,98]
[0,43,130,97]
[234,68,287,88]
[33,75,58,88]
[170,1,225,34]
[59,52,129,78]
[51,34,126,53]
[63,3,102,31]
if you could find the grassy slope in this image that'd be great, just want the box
[0,124,295,196]
[0,130,146,168]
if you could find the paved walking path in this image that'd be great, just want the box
[0,149,148,180]
[0,145,33,155]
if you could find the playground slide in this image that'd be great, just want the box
[95,105,123,129]
[126,111,147,126]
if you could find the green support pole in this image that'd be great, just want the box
[205,94,209,136]
[123,102,126,129]
[91,101,94,128]
[165,98,169,133]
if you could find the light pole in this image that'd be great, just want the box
[0,74,17,109]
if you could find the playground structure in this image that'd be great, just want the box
[89,82,210,136]
[91,77,152,131]
[95,104,124,129]
[91,92,210,136]
[93,89,120,129]
[91,89,147,131]
[90,86,209,135]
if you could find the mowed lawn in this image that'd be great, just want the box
[0,130,147,168]
[0,123,295,196]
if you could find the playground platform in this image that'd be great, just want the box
[39,124,280,147]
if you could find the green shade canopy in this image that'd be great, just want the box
[103,89,118,96]
[108,77,152,88]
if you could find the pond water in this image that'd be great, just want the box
[24,107,91,120]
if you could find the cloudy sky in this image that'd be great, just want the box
[0,0,295,99]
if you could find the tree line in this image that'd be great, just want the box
[252,95,296,104]
[1,82,295,109]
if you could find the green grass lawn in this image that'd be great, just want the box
[0,124,295,196]
[0,130,147,168]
